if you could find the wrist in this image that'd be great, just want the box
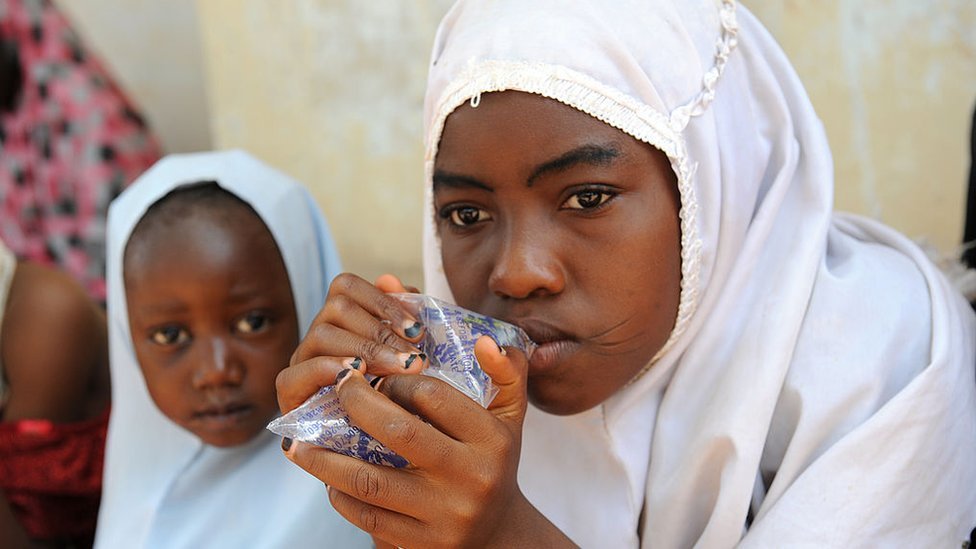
[485,491,577,549]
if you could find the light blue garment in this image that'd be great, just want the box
[96,150,368,548]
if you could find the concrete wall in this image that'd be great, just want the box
[749,0,976,254]
[197,0,452,285]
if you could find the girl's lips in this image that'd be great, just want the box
[513,319,578,373]
[528,339,579,373]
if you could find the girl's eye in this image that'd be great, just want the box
[562,190,614,210]
[446,206,492,227]
[235,312,269,334]
[150,326,190,346]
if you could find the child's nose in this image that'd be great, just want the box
[191,336,244,389]
[487,227,565,299]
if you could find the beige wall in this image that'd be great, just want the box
[197,0,452,285]
[59,0,212,153]
[749,0,976,253]
[196,1,976,285]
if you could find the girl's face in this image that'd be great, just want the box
[124,206,298,447]
[434,91,681,415]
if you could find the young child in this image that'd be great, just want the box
[1,0,162,303]
[95,150,370,548]
[276,1,976,547]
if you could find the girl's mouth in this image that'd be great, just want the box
[514,320,579,373]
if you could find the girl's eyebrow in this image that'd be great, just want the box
[432,142,621,192]
[432,172,493,192]
[526,143,621,187]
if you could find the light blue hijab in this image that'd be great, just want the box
[96,150,367,548]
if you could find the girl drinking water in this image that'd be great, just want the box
[278,1,976,546]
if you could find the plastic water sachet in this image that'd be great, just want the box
[267,294,536,468]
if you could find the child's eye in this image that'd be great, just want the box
[562,189,615,210]
[150,326,190,346]
[442,206,492,227]
[235,312,270,334]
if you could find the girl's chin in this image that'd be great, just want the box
[526,377,603,416]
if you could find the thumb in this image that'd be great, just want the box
[474,335,528,432]
[374,273,420,294]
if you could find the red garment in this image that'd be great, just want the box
[0,0,161,302]
[0,408,109,543]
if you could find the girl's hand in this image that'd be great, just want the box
[282,336,574,548]
[276,273,425,414]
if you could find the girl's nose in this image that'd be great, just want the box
[487,227,565,299]
[192,336,244,389]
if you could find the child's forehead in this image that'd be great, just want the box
[122,201,282,287]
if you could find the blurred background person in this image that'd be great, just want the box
[0,238,110,548]
[0,0,161,304]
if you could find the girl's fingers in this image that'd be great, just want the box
[474,336,529,431]
[326,487,430,545]
[377,373,502,447]
[275,355,363,413]
[333,368,460,470]
[293,322,426,376]
[282,439,424,517]
[327,294,420,352]
[325,273,425,341]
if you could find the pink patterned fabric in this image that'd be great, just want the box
[0,0,161,302]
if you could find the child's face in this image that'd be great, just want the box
[433,91,682,415]
[124,207,298,447]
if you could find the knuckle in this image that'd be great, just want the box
[410,377,448,413]
[378,296,406,321]
[356,339,386,363]
[329,273,357,295]
[358,504,381,533]
[469,461,500,497]
[385,416,420,447]
[353,464,386,501]
[274,367,290,395]
[373,324,402,348]
[450,499,480,535]
[329,293,355,315]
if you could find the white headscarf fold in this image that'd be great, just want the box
[95,150,369,548]
[422,1,976,547]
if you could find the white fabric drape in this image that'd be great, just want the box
[95,150,369,548]
[421,1,976,547]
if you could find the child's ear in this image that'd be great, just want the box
[374,274,419,294]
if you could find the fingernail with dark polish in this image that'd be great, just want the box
[369,376,384,389]
[335,368,352,386]
[281,437,293,452]
[349,357,362,370]
[404,321,423,338]
[404,353,420,369]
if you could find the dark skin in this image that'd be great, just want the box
[278,91,682,547]
[124,205,298,448]
[0,262,111,548]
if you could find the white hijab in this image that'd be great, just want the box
[95,150,369,548]
[422,1,976,547]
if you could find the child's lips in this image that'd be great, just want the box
[192,402,254,427]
